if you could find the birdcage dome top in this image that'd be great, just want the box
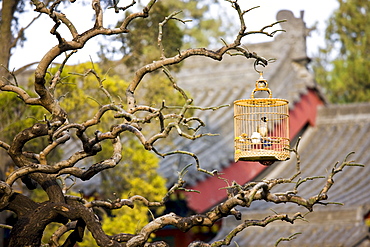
[234,98,289,107]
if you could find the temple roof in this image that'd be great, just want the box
[219,206,368,247]
[157,10,322,186]
[215,103,370,246]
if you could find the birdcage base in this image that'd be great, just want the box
[235,150,289,164]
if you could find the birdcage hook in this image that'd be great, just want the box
[251,73,272,99]
[253,58,267,74]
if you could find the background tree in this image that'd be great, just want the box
[0,59,171,245]
[0,0,22,76]
[0,1,361,247]
[313,0,370,103]
[99,0,231,71]
[0,0,46,77]
[0,1,187,243]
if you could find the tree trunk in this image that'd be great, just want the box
[0,0,19,77]
[6,194,62,247]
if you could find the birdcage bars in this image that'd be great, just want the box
[234,74,290,164]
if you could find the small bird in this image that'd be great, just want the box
[236,133,249,142]
[257,117,268,137]
[251,131,262,144]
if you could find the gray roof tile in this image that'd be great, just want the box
[216,103,370,246]
[158,11,322,185]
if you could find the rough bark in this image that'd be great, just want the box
[0,0,19,77]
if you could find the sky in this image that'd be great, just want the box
[9,0,339,70]
[236,0,339,53]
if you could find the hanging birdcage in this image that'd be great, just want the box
[234,73,290,165]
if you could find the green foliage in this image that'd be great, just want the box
[100,139,165,198]
[44,62,168,246]
[3,2,191,238]
[136,72,187,108]
[0,90,51,158]
[100,1,183,69]
[100,142,166,233]
[78,139,166,247]
[313,0,370,103]
[1,61,170,246]
[47,62,128,124]
[99,0,230,69]
[163,0,229,48]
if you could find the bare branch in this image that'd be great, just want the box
[69,67,115,104]
[39,130,70,165]
[158,10,185,59]
[155,150,217,177]
[0,181,13,210]
[11,12,42,48]
[49,221,77,247]
[31,0,79,39]
[0,224,13,230]
[109,0,137,13]
[49,50,78,94]
[162,66,189,100]
[205,213,304,247]
[0,140,10,151]
[275,232,302,247]
[0,1,363,246]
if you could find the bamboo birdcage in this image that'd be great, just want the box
[234,73,290,165]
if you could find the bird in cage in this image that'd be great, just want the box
[250,117,268,144]
[236,133,249,143]
[251,131,262,143]
[259,117,273,147]
[257,117,268,137]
